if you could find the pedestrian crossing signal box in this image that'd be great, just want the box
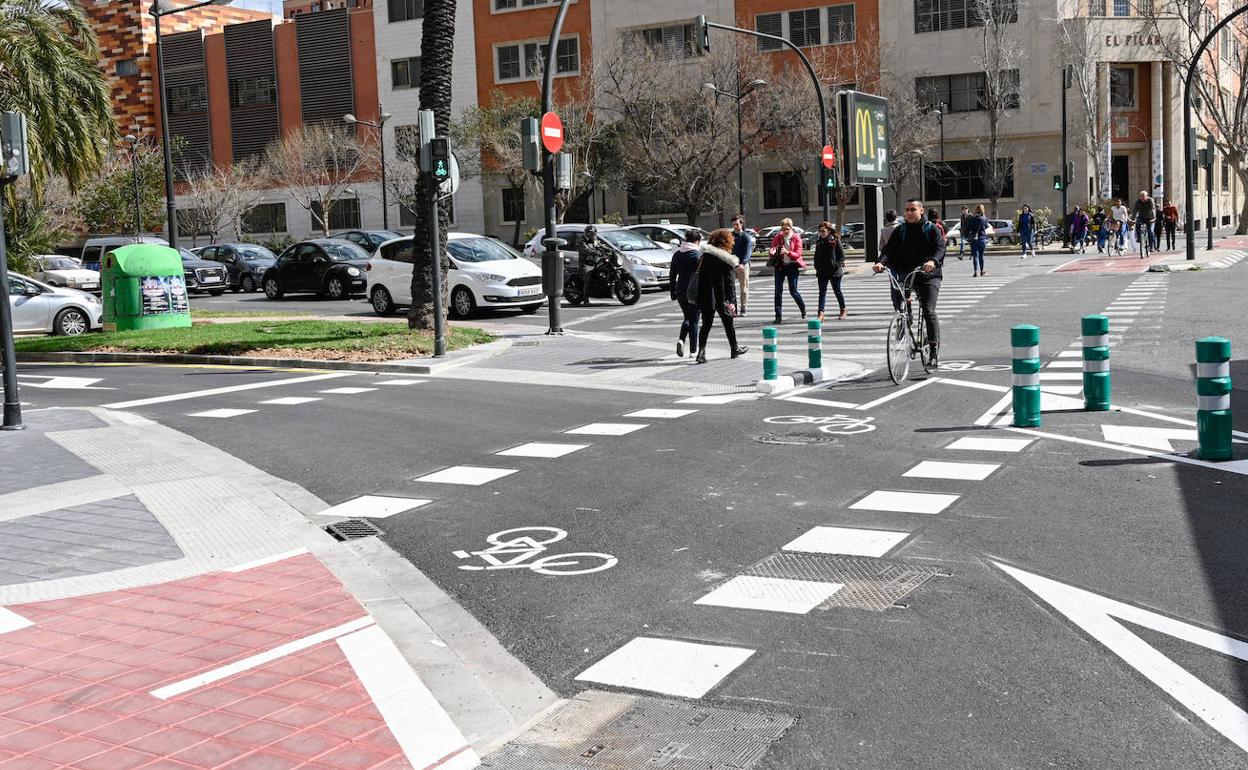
[430,138,451,183]
[1052,175,1064,191]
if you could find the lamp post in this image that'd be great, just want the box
[150,0,233,249]
[123,134,142,240]
[344,106,393,230]
[1061,64,1071,248]
[703,77,767,217]
[923,102,947,220]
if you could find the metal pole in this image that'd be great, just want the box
[938,106,946,221]
[428,174,446,357]
[1061,65,1070,248]
[1207,159,1214,250]
[132,148,143,238]
[541,0,573,335]
[736,70,745,216]
[0,183,24,430]
[379,106,390,231]
[153,10,179,249]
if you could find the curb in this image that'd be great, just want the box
[756,366,836,394]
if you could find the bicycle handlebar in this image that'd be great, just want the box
[879,265,927,294]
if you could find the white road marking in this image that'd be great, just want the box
[938,378,1009,393]
[565,422,648,436]
[997,561,1248,755]
[338,625,480,770]
[414,466,519,485]
[1057,351,1083,358]
[575,637,755,699]
[260,396,322,405]
[1038,372,1084,381]
[320,387,378,395]
[152,617,375,699]
[783,526,909,557]
[563,297,668,328]
[104,372,356,409]
[1101,425,1197,452]
[378,379,427,385]
[0,608,33,635]
[317,495,432,519]
[904,460,1000,481]
[624,408,697,419]
[974,393,1014,426]
[1044,361,1084,368]
[855,377,940,410]
[15,375,112,390]
[497,442,589,458]
[187,408,257,419]
[780,396,863,408]
[1040,385,1084,396]
[224,548,309,572]
[1006,426,1248,476]
[676,393,760,404]
[695,575,843,615]
[946,436,1034,452]
[849,490,959,515]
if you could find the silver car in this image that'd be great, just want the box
[7,273,103,336]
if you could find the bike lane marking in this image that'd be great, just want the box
[415,466,519,486]
[574,637,756,699]
[694,575,845,615]
[103,371,358,409]
[781,526,910,558]
[496,442,590,458]
[903,460,1001,481]
[565,422,649,436]
[849,490,960,515]
[854,377,941,410]
[314,495,432,519]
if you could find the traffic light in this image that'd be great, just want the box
[429,137,451,183]
[1065,161,1074,189]
[1053,175,1064,191]
[695,15,710,52]
[820,167,838,204]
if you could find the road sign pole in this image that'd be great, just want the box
[540,1,573,336]
[1081,315,1110,411]
[0,179,24,431]
[1011,325,1041,428]
[1196,336,1232,461]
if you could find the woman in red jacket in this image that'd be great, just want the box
[769,218,807,324]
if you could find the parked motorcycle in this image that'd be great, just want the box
[563,246,641,306]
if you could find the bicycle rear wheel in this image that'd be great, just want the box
[887,314,912,385]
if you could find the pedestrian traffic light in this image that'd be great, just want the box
[429,137,451,183]
[695,15,710,52]
[1053,175,1064,191]
[823,167,838,190]
[1065,161,1074,188]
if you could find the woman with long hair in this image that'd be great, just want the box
[696,229,748,363]
[813,221,847,321]
[768,217,806,324]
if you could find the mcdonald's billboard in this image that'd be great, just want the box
[837,90,891,186]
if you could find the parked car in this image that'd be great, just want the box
[622,223,710,249]
[522,224,670,290]
[79,235,167,272]
[29,256,100,293]
[840,223,867,248]
[194,243,277,293]
[368,233,544,319]
[261,239,370,300]
[7,273,102,336]
[987,219,1017,244]
[177,249,229,295]
[944,221,996,248]
[757,224,806,244]
[338,230,403,255]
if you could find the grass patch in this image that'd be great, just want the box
[15,320,494,361]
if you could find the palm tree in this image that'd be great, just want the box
[407,0,456,331]
[0,0,113,193]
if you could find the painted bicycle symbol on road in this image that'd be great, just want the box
[937,360,1010,372]
[763,414,877,434]
[453,527,618,576]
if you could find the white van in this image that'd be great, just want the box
[79,236,167,272]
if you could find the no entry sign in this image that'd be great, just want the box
[821,145,836,169]
[540,111,564,154]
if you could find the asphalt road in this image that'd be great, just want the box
[14,251,1248,768]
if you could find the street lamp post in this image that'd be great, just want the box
[704,77,767,218]
[344,106,394,230]
[150,0,233,249]
[123,135,142,240]
[922,103,947,221]
[1061,64,1071,248]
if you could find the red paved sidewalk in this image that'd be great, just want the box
[1051,249,1172,273]
[0,553,472,770]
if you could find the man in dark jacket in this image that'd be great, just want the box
[577,226,610,305]
[670,232,702,358]
[873,198,946,365]
[957,205,970,259]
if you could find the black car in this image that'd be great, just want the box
[261,239,370,300]
[194,243,277,293]
[338,229,403,255]
[177,249,229,295]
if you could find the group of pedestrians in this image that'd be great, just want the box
[1065,192,1178,256]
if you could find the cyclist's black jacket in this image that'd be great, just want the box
[1133,198,1157,222]
[878,217,947,280]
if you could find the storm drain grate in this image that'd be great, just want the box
[745,552,947,611]
[483,690,793,769]
[323,518,383,541]
[751,432,840,446]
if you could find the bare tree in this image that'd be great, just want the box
[450,90,540,245]
[1056,17,1111,200]
[181,158,265,244]
[1141,2,1248,234]
[972,0,1026,217]
[263,124,372,238]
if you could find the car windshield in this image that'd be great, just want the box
[368,231,402,246]
[237,247,275,262]
[40,257,80,270]
[447,238,520,263]
[601,230,657,251]
[179,249,200,262]
[322,243,367,262]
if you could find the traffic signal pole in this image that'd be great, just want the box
[540,0,574,335]
[1060,65,1070,248]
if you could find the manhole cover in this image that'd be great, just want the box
[324,518,383,541]
[752,433,840,446]
[745,552,947,611]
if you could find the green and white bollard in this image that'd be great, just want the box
[763,327,779,381]
[1082,315,1111,411]
[807,319,823,371]
[1012,325,1042,428]
[1196,336,1232,461]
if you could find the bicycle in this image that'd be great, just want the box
[883,266,937,385]
[763,414,877,434]
[453,527,618,576]
[1134,220,1152,260]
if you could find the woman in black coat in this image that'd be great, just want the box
[813,221,847,320]
[669,231,702,358]
[695,228,748,364]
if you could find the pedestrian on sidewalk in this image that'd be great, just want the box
[1068,206,1090,254]
[670,230,702,358]
[965,204,990,277]
[1018,204,1036,258]
[769,217,806,324]
[813,221,847,321]
[696,229,747,363]
[730,214,755,316]
[927,208,947,236]
[957,205,970,260]
[1092,206,1109,253]
[1163,199,1179,251]
[879,209,899,252]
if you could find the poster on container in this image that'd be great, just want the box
[139,275,189,315]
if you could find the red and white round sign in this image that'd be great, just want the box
[821,145,836,169]
[540,111,564,154]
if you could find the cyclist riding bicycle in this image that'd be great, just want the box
[873,197,946,367]
[1132,190,1157,256]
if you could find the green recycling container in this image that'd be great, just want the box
[101,244,192,332]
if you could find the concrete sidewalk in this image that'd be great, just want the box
[0,408,556,769]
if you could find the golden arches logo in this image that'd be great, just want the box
[855,107,875,161]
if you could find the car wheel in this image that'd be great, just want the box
[325,276,346,300]
[241,275,257,293]
[521,304,541,314]
[371,286,395,316]
[451,286,476,319]
[996,236,1011,246]
[209,290,225,296]
[53,307,89,336]
[263,277,283,299]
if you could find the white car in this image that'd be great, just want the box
[623,223,710,249]
[30,256,101,293]
[522,224,670,290]
[987,219,1017,244]
[944,220,995,247]
[757,225,806,243]
[7,273,102,336]
[368,232,544,319]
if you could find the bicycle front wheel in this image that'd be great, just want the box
[530,552,618,576]
[887,314,912,385]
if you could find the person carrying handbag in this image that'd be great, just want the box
[769,217,807,324]
[813,221,847,320]
[695,229,747,363]
[669,231,702,358]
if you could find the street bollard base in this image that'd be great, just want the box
[1083,372,1111,411]
[1012,387,1042,428]
[1197,410,1233,461]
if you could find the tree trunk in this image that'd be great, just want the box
[1237,166,1248,235]
[408,0,456,331]
[685,205,700,227]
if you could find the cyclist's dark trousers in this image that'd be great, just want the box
[676,295,700,353]
[698,284,739,353]
[1164,222,1176,250]
[891,277,941,349]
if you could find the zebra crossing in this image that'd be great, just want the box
[1209,250,1248,269]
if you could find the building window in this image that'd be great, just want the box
[1112,0,1130,15]
[115,58,139,77]
[496,38,578,82]
[756,13,784,51]
[494,0,559,10]
[391,56,421,89]
[501,187,526,223]
[762,172,804,210]
[789,9,821,47]
[757,6,856,51]
[1222,159,1230,191]
[242,203,287,234]
[923,159,1015,200]
[1109,66,1135,109]
[1089,0,1105,14]
[638,23,696,60]
[229,75,277,108]
[914,0,1017,33]
[311,199,362,231]
[917,70,1019,113]
[166,84,206,115]
[388,0,422,21]
[827,5,856,44]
